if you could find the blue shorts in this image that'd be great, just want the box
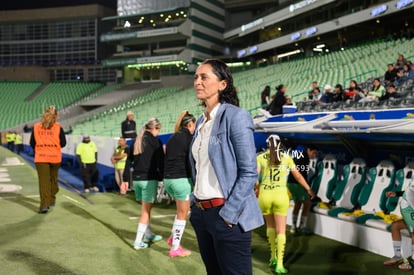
[164,178,193,201]
[133,180,158,203]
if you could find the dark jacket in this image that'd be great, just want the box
[268,91,285,115]
[288,150,310,184]
[126,131,164,181]
[164,128,193,179]
[121,119,137,138]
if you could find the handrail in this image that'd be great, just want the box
[343,69,378,87]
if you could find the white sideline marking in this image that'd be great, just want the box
[63,194,85,206]
[1,157,24,166]
[128,214,176,220]
[0,194,39,200]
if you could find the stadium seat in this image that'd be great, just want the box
[365,162,414,231]
[314,158,366,216]
[310,154,337,204]
[337,160,395,224]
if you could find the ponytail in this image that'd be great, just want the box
[133,118,161,155]
[174,110,196,133]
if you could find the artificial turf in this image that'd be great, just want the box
[0,147,404,274]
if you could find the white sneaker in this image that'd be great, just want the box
[84,188,90,193]
[91,186,99,192]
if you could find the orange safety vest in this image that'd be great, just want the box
[33,122,62,163]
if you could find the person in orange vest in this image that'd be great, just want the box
[30,106,66,214]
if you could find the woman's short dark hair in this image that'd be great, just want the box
[201,59,239,106]
[276,84,285,92]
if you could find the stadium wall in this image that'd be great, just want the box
[0,66,49,82]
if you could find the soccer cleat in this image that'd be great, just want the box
[398,257,414,271]
[383,255,404,266]
[169,247,191,257]
[268,258,277,268]
[289,227,298,235]
[84,188,90,193]
[167,236,173,246]
[300,227,313,235]
[91,186,99,192]
[275,265,288,274]
[143,234,162,243]
[133,241,148,250]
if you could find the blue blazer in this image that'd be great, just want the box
[190,103,264,232]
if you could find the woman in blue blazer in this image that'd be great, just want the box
[189,59,264,275]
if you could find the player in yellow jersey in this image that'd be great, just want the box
[256,135,315,274]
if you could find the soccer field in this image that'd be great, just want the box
[0,146,403,275]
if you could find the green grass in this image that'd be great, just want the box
[0,147,404,274]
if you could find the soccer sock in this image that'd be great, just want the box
[171,218,186,250]
[292,214,298,229]
[266,228,276,260]
[300,216,308,228]
[145,223,153,237]
[393,241,402,257]
[276,234,286,268]
[135,223,148,244]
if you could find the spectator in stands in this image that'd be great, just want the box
[190,59,263,275]
[408,60,414,70]
[261,85,271,108]
[309,87,321,101]
[30,106,66,214]
[129,118,164,250]
[318,84,334,104]
[164,110,196,258]
[384,64,397,86]
[268,84,287,115]
[308,81,319,100]
[76,135,99,193]
[256,135,315,274]
[396,54,407,68]
[14,132,23,155]
[345,80,361,101]
[287,144,318,235]
[359,78,385,102]
[332,84,346,102]
[121,111,137,139]
[396,63,414,84]
[6,131,15,152]
[384,184,414,271]
[111,137,129,195]
[380,84,400,101]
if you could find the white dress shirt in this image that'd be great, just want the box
[192,104,224,200]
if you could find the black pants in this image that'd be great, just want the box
[7,142,14,152]
[190,204,253,275]
[80,163,99,189]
